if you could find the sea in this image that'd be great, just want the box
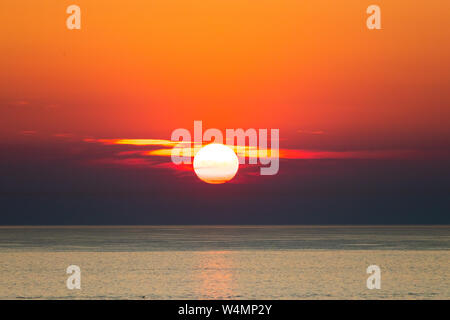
[0,226,448,299]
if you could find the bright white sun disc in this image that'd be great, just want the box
[193,143,239,184]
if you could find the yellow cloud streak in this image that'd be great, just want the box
[84,138,416,160]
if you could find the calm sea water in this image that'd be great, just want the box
[0,226,448,299]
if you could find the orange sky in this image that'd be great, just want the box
[1,0,450,150]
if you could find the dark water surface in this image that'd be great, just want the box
[0,225,448,251]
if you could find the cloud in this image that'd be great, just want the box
[279,149,423,160]
[10,100,30,106]
[53,133,75,138]
[297,129,326,135]
[81,136,428,175]
[20,130,37,135]
[83,138,183,147]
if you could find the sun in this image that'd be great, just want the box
[193,143,239,184]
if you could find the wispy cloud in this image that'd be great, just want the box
[54,133,75,139]
[297,129,326,135]
[10,100,30,107]
[20,130,37,135]
[83,138,183,147]
[83,137,426,166]
[279,149,422,160]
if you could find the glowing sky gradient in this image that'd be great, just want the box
[0,1,449,224]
